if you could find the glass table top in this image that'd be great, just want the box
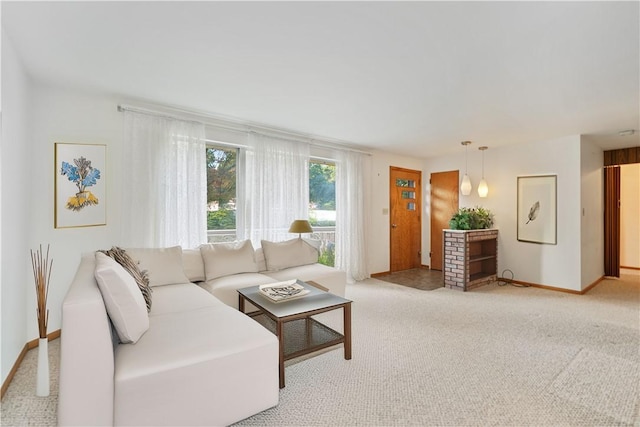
[238,280,351,318]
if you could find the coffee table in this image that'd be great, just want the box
[238,281,352,388]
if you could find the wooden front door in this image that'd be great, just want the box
[390,167,422,272]
[430,170,459,270]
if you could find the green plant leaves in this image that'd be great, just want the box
[449,206,494,230]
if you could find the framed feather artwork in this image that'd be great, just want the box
[55,142,106,228]
[517,175,557,245]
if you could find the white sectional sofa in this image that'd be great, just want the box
[58,239,346,426]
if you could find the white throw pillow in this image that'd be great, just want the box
[200,240,259,281]
[254,248,267,272]
[94,252,149,344]
[125,246,190,287]
[182,248,206,282]
[261,238,319,271]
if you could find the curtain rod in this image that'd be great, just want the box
[117,104,205,127]
[117,103,372,156]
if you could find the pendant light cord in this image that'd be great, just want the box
[465,143,469,174]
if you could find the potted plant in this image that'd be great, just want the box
[449,206,494,230]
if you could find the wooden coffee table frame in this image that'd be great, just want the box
[238,283,352,388]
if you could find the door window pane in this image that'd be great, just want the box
[396,179,416,188]
[402,191,416,199]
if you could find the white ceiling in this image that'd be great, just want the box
[3,1,639,157]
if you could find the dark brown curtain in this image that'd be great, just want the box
[604,166,620,277]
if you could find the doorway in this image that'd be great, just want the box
[603,147,640,277]
[429,170,459,271]
[389,167,422,272]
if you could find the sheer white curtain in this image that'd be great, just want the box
[335,150,371,282]
[238,132,309,246]
[121,110,206,248]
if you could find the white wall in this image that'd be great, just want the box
[1,30,32,383]
[368,150,424,274]
[621,163,640,268]
[424,135,586,291]
[26,83,123,339]
[580,138,604,287]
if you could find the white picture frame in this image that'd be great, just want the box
[55,142,106,228]
[517,175,557,245]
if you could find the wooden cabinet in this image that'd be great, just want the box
[443,229,498,291]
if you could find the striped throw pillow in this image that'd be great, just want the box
[99,246,152,312]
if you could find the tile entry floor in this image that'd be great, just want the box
[374,268,444,291]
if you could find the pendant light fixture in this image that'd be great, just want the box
[477,146,489,198]
[460,141,472,195]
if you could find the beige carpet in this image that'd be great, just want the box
[2,274,639,426]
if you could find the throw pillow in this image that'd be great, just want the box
[200,240,259,281]
[94,252,149,344]
[125,246,190,287]
[182,248,206,282]
[261,238,319,271]
[99,246,152,312]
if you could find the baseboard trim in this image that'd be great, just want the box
[26,329,61,350]
[1,344,29,400]
[581,276,606,294]
[503,276,605,295]
[621,265,640,271]
[1,329,61,400]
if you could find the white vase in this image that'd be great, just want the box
[36,338,49,397]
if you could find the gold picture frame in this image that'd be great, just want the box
[54,142,106,228]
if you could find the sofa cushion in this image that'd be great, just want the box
[200,240,258,281]
[261,238,318,271]
[148,283,226,316]
[99,246,153,312]
[182,248,205,282]
[94,252,149,344]
[114,304,279,426]
[255,248,267,272]
[199,272,276,310]
[125,246,190,287]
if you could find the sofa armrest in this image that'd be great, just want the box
[58,253,115,426]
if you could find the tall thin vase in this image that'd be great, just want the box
[36,338,49,397]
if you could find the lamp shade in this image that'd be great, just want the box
[288,220,313,234]
[460,174,472,196]
[477,178,488,198]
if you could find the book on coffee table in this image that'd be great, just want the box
[259,280,310,303]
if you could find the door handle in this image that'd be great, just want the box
[391,224,397,228]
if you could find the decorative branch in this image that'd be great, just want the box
[30,244,53,339]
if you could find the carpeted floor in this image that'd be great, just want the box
[2,273,639,426]
[1,340,59,426]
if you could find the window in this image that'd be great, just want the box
[204,151,336,265]
[309,160,336,266]
[206,146,237,242]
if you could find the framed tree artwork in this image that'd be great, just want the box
[517,175,557,245]
[55,143,106,228]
